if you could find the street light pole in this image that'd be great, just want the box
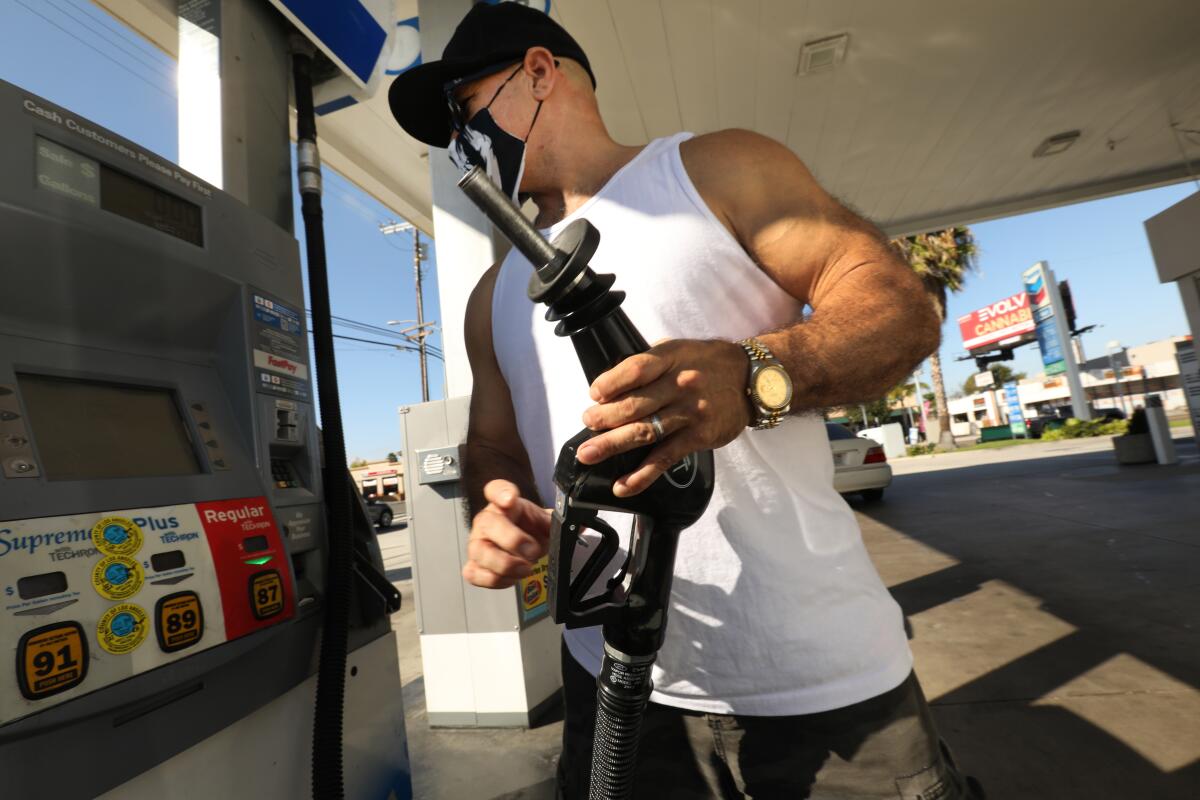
[381,220,430,402]
[1107,340,1128,416]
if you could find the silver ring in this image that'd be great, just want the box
[649,413,666,443]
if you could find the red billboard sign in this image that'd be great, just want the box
[957,292,1036,351]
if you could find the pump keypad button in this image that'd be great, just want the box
[249,570,284,619]
[156,591,204,653]
[270,458,299,489]
[18,621,88,700]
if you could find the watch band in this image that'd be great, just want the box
[738,337,791,430]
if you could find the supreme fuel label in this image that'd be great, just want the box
[17,621,88,700]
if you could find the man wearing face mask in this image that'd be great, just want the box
[389,4,982,799]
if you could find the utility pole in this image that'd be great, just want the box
[381,220,431,401]
[913,368,930,432]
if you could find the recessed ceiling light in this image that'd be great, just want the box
[797,34,849,76]
[1033,130,1081,158]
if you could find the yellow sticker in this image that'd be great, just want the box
[92,555,144,600]
[91,516,143,557]
[97,603,149,655]
[519,556,549,618]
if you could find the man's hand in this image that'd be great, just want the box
[463,479,552,589]
[576,338,750,497]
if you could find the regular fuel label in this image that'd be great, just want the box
[92,555,144,600]
[97,603,148,655]
[91,516,143,557]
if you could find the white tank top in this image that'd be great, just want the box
[491,133,912,715]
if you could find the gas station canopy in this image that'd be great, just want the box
[100,0,1200,236]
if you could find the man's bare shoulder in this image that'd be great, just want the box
[464,262,504,357]
[680,129,802,187]
[679,129,822,243]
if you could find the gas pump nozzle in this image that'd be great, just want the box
[458,167,715,798]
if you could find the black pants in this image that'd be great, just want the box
[556,643,982,799]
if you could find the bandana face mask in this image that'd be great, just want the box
[448,65,543,204]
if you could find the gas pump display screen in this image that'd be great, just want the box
[99,166,204,246]
[35,136,203,246]
[16,374,200,481]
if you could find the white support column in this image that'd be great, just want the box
[178,0,223,187]
[177,0,293,231]
[418,0,506,397]
[401,2,562,729]
[1146,191,1200,344]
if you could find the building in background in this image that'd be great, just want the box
[352,459,405,501]
[948,336,1191,437]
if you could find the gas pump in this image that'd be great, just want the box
[0,68,409,800]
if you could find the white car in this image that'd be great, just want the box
[826,423,892,502]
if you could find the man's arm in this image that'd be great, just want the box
[462,264,541,518]
[574,129,941,496]
[691,129,941,407]
[461,265,551,589]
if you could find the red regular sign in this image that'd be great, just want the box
[957,292,1035,351]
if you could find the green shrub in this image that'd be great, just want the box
[906,443,936,456]
[1127,408,1149,435]
[1041,418,1128,441]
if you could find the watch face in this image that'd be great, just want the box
[755,365,792,409]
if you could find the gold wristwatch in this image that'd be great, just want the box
[738,338,793,430]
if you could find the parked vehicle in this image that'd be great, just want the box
[364,499,394,530]
[826,423,892,502]
[1028,407,1125,438]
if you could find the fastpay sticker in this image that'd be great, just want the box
[97,603,148,655]
[92,555,144,600]
[91,516,143,557]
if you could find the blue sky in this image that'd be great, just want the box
[2,0,1194,458]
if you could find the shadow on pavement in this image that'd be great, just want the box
[855,438,1200,798]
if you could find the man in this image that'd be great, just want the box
[390,4,981,798]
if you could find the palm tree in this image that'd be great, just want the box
[891,227,979,449]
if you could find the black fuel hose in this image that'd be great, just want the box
[292,44,352,800]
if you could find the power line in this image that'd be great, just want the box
[306,311,443,356]
[60,0,172,65]
[12,0,174,100]
[331,333,443,359]
[45,0,175,86]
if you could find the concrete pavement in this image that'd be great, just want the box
[382,433,1200,799]
[860,432,1200,798]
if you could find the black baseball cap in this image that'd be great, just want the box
[388,3,595,148]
